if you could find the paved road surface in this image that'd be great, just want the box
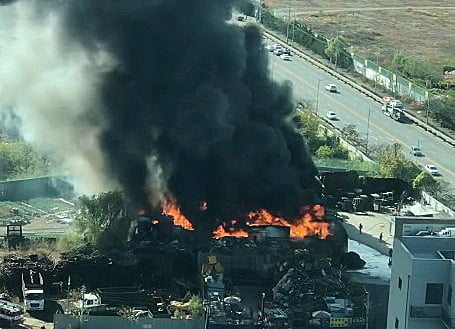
[266,42,455,186]
[273,6,455,17]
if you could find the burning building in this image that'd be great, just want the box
[1,0,328,241]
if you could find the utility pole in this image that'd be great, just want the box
[261,292,266,329]
[375,54,379,93]
[365,108,371,156]
[258,0,262,24]
[426,96,430,125]
[80,285,86,329]
[394,50,399,98]
[66,275,71,314]
[316,79,321,115]
[286,5,291,44]
[291,12,296,42]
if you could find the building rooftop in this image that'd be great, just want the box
[402,236,455,260]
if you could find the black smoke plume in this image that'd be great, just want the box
[5,0,321,232]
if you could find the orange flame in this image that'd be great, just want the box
[162,198,194,230]
[247,206,329,239]
[212,223,249,239]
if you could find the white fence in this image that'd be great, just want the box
[422,191,455,217]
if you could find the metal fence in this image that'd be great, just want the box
[352,53,429,104]
[54,314,205,329]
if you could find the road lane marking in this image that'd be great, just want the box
[274,60,455,178]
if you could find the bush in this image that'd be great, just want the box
[316,145,349,159]
[188,296,204,318]
[57,232,86,252]
[429,97,455,131]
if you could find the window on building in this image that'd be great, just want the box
[398,277,402,290]
[395,317,399,329]
[448,286,452,306]
[425,283,444,304]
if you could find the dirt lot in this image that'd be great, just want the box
[266,0,455,68]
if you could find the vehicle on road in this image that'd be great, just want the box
[382,97,406,122]
[410,146,423,156]
[326,111,337,120]
[325,84,337,93]
[425,164,440,176]
[273,48,284,56]
[280,54,291,61]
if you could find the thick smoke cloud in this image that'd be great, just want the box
[0,1,118,193]
[1,0,320,231]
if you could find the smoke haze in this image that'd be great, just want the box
[0,0,320,230]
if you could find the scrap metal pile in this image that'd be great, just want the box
[0,245,117,296]
[272,249,350,326]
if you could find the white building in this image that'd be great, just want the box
[387,217,455,329]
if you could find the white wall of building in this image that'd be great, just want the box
[387,237,455,329]
[387,240,412,329]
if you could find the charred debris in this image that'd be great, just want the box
[0,171,408,321]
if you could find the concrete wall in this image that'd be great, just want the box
[0,176,69,201]
[387,240,412,329]
[54,314,204,329]
[422,191,455,217]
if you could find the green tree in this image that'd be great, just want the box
[0,141,49,180]
[392,53,442,86]
[75,191,129,250]
[429,96,455,130]
[293,109,324,153]
[412,171,439,191]
[325,36,349,68]
[315,145,349,159]
[187,295,204,318]
[377,143,420,181]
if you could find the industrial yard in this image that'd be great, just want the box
[0,170,417,329]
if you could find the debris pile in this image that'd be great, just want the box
[0,245,123,296]
[340,251,366,270]
[272,249,350,326]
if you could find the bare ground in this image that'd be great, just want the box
[265,0,455,68]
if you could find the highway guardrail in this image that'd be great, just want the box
[263,29,455,148]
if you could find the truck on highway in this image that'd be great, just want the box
[382,97,406,122]
[21,270,45,311]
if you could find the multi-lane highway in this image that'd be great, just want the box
[265,39,455,186]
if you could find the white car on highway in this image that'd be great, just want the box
[280,54,291,61]
[326,111,337,120]
[325,84,337,93]
[410,146,423,156]
[425,165,440,176]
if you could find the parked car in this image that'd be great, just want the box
[425,165,440,176]
[325,84,337,93]
[280,54,291,61]
[410,146,423,156]
[326,111,337,120]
